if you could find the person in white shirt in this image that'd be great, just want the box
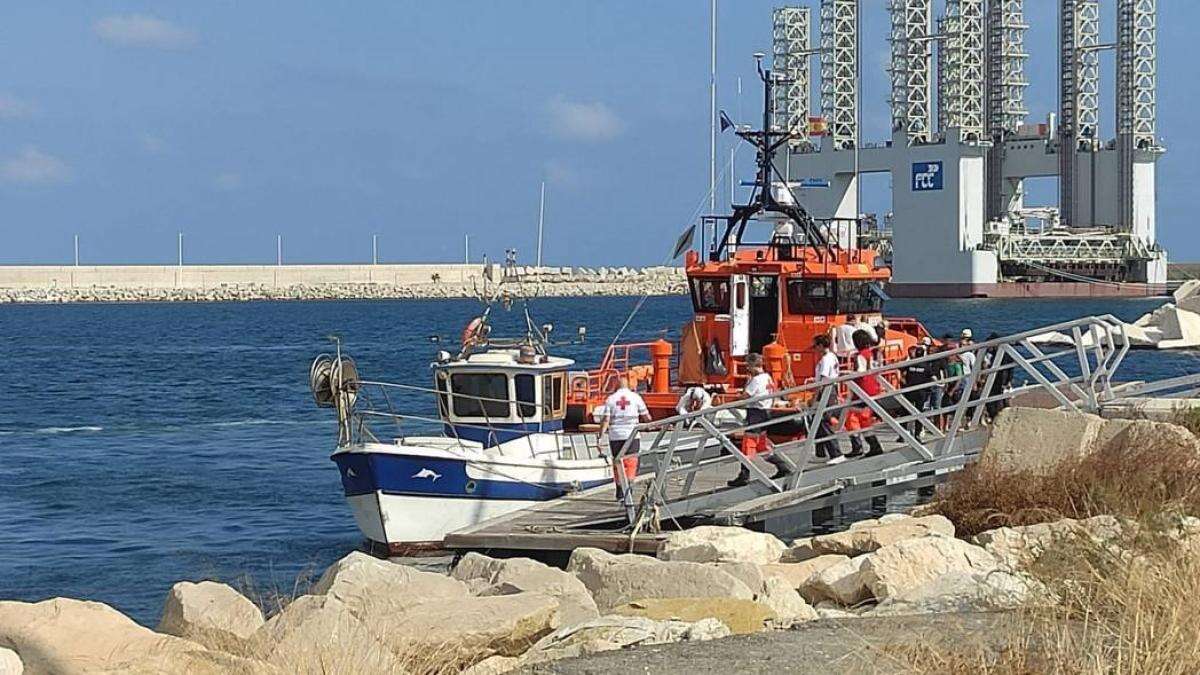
[597,375,651,500]
[834,322,857,354]
[812,334,844,464]
[729,354,792,486]
[959,328,976,376]
[675,385,714,426]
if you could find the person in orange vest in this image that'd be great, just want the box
[597,374,651,500]
[728,353,792,487]
[846,329,884,458]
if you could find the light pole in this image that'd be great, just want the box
[277,235,282,266]
[536,181,545,269]
[73,235,79,266]
[372,234,378,265]
[464,234,470,264]
[177,232,183,267]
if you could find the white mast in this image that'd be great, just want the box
[709,0,717,216]
[536,180,546,268]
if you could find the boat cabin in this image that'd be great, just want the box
[433,348,572,446]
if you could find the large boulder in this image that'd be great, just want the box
[566,548,754,612]
[756,578,819,627]
[311,551,468,619]
[859,535,1001,601]
[657,526,786,564]
[971,515,1127,571]
[253,594,393,672]
[984,408,1107,474]
[714,562,766,594]
[381,593,559,658]
[803,554,871,606]
[521,615,729,665]
[611,598,774,635]
[157,581,265,651]
[1094,418,1200,457]
[452,553,599,626]
[761,555,850,596]
[869,570,1048,616]
[808,515,955,557]
[0,598,260,674]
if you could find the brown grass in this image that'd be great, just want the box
[1170,405,1200,437]
[926,439,1200,538]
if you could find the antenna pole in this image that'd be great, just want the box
[709,0,717,214]
[536,180,545,268]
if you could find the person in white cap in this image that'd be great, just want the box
[959,328,976,376]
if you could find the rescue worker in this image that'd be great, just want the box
[900,343,933,440]
[812,334,844,464]
[846,329,884,458]
[728,353,793,486]
[675,385,714,417]
[596,374,651,501]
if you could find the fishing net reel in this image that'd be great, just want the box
[309,354,360,409]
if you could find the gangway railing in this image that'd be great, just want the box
[611,314,1132,529]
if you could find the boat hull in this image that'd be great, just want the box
[332,441,612,551]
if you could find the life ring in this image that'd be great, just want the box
[461,317,485,346]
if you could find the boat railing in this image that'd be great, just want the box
[609,314,1135,527]
[567,340,678,406]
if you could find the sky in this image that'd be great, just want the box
[0,1,1195,266]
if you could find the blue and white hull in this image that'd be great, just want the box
[332,437,612,553]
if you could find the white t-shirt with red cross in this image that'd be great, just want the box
[600,387,649,441]
[743,372,776,409]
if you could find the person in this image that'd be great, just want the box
[981,332,1012,422]
[900,343,933,440]
[728,353,792,486]
[926,339,949,431]
[675,385,714,427]
[846,329,884,458]
[945,352,966,405]
[959,328,976,377]
[596,374,651,500]
[812,334,844,464]
[835,321,857,354]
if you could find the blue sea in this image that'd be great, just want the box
[0,295,1197,625]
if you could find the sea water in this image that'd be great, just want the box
[0,296,1196,625]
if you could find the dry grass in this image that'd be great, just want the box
[1169,405,1200,437]
[926,439,1200,538]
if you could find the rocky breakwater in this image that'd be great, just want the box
[0,266,687,304]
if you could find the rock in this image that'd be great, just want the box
[566,547,754,612]
[869,570,1048,616]
[657,526,786,564]
[522,615,730,665]
[803,554,872,606]
[612,598,774,635]
[463,655,522,675]
[781,537,820,562]
[714,562,766,594]
[859,535,1001,601]
[985,407,1107,474]
[760,555,850,595]
[814,601,864,619]
[0,598,260,674]
[382,592,559,658]
[254,594,393,672]
[809,515,956,556]
[0,648,20,675]
[157,580,264,651]
[757,577,819,627]
[1095,418,1200,457]
[452,553,599,626]
[971,515,1127,570]
[311,550,468,619]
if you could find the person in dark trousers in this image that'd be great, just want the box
[729,353,792,486]
[900,343,933,440]
[811,334,844,464]
[981,332,1013,422]
[846,329,884,458]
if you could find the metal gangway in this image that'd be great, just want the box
[444,314,1197,554]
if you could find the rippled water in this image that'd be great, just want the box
[0,295,1195,625]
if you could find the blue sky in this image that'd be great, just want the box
[0,1,1195,265]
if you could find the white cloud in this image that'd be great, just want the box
[547,96,623,142]
[213,172,242,191]
[93,14,196,50]
[0,146,70,185]
[0,94,35,119]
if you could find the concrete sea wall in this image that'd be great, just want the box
[0,264,687,303]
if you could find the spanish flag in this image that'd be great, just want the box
[807,116,828,137]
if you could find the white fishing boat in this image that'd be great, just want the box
[309,309,666,554]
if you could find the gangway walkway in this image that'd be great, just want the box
[444,315,1196,554]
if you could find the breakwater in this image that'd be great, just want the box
[0,264,686,303]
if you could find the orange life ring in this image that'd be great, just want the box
[461,317,485,346]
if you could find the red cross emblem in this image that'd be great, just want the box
[616,396,630,410]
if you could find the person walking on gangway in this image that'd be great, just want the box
[846,329,884,458]
[597,374,651,501]
[675,385,715,422]
[812,334,844,464]
[728,353,793,487]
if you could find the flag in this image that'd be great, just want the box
[719,110,734,132]
[807,116,828,137]
[671,224,696,259]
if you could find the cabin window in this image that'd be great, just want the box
[514,374,537,418]
[543,372,566,419]
[837,280,884,313]
[690,278,730,313]
[450,373,510,418]
[787,279,836,315]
